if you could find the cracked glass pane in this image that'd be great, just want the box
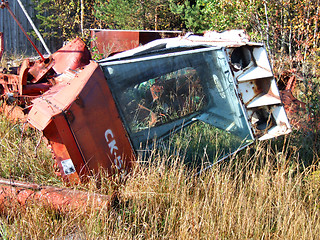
[101,48,254,164]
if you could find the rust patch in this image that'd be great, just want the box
[245,78,281,107]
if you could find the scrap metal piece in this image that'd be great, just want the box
[52,37,91,75]
[28,61,135,183]
[28,56,55,83]
[226,45,291,140]
[26,31,292,182]
[91,29,181,57]
[277,69,309,130]
[0,178,111,212]
[0,38,91,122]
[280,89,307,130]
[101,31,291,143]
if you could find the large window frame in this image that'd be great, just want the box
[100,47,254,160]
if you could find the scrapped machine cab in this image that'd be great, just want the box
[99,33,291,168]
[100,47,252,165]
[28,31,291,183]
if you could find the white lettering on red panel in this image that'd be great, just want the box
[105,129,124,170]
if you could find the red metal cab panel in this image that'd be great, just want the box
[66,63,135,176]
[28,61,135,181]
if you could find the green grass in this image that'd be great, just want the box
[0,115,62,185]
[0,114,319,239]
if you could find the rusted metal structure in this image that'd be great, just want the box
[278,69,308,130]
[91,29,181,57]
[28,60,135,183]
[0,178,110,212]
[0,0,293,211]
[0,28,292,185]
[25,30,291,183]
[0,37,91,120]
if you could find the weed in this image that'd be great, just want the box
[0,115,62,185]
[0,115,318,239]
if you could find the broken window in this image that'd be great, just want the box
[100,47,254,165]
[118,67,207,132]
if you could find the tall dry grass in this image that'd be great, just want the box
[0,115,319,240]
[0,115,62,185]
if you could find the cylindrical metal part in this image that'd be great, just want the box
[0,178,111,212]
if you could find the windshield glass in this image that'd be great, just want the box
[100,47,254,164]
[117,66,206,132]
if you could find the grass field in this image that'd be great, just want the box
[0,114,319,239]
[0,45,319,239]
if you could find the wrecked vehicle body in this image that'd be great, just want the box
[24,30,291,183]
[0,0,290,185]
[0,37,91,120]
[0,0,293,212]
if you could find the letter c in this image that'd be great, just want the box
[105,129,114,142]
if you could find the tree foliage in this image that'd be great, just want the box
[169,0,210,33]
[31,0,320,62]
[32,0,97,41]
[265,0,320,59]
[94,0,183,30]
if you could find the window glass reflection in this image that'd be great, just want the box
[119,67,207,132]
[100,48,254,163]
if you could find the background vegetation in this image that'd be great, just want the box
[31,0,320,58]
[0,0,319,238]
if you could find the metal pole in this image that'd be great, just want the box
[16,0,51,55]
[81,0,84,37]
[0,32,3,61]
